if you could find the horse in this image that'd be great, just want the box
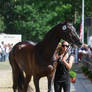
[9,21,81,92]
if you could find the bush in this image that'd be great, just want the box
[88,72,92,78]
[81,66,88,73]
[69,70,77,78]
[85,70,90,75]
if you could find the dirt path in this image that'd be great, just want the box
[0,70,13,92]
[0,70,48,92]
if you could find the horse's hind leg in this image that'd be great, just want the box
[11,61,24,92]
[12,70,18,92]
[17,69,26,92]
[9,52,19,92]
[11,63,19,92]
[24,74,32,92]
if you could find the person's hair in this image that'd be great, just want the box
[58,47,62,55]
[62,41,69,45]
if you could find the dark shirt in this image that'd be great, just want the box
[54,57,70,82]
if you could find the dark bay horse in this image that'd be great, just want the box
[9,21,81,92]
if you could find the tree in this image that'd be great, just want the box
[0,0,92,42]
[0,15,6,33]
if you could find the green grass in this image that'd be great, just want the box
[0,61,11,70]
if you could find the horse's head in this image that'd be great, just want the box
[58,22,82,47]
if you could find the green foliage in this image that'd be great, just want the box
[81,65,92,79]
[81,66,88,73]
[69,70,77,78]
[0,16,6,33]
[85,0,92,17]
[0,0,92,42]
[88,72,92,79]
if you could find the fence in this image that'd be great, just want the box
[81,53,92,71]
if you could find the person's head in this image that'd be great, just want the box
[61,41,69,52]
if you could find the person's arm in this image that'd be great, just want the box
[62,55,74,70]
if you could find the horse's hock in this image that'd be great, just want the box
[0,70,49,92]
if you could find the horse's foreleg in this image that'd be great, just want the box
[47,72,55,92]
[33,75,40,92]
[47,76,53,92]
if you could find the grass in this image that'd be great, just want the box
[0,61,11,70]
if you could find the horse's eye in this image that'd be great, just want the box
[62,25,67,31]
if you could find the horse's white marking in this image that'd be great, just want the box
[62,25,67,31]
[19,44,26,50]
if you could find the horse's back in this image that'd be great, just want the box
[10,41,36,55]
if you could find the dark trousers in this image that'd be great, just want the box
[54,79,70,92]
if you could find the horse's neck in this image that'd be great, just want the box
[36,29,61,60]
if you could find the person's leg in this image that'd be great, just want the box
[54,81,62,92]
[63,79,70,92]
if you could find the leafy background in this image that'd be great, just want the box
[0,0,92,42]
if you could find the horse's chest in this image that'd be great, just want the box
[36,63,53,75]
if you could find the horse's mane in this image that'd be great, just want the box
[43,22,64,41]
[36,22,64,47]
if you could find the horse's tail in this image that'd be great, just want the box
[18,69,25,89]
[9,49,25,90]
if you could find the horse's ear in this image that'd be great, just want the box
[62,25,67,31]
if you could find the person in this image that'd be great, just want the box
[74,46,79,64]
[0,45,2,61]
[54,41,74,92]
[1,41,6,61]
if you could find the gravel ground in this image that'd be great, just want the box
[0,61,49,92]
[0,69,49,92]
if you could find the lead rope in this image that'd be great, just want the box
[61,44,72,60]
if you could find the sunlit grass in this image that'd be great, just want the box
[0,61,11,70]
